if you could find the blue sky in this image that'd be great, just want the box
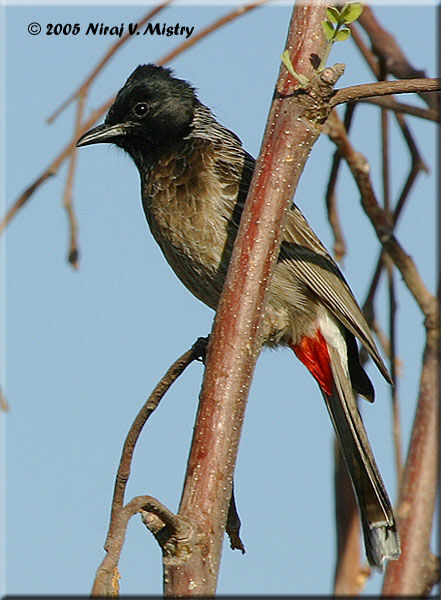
[2,1,437,596]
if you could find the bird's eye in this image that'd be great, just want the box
[133,102,149,117]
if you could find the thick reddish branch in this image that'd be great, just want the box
[382,323,439,594]
[163,3,329,596]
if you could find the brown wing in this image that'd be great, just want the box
[280,205,391,384]
[196,112,390,384]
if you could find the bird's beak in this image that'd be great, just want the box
[76,123,128,147]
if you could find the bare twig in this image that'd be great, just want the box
[91,338,207,596]
[361,114,428,340]
[0,99,113,234]
[329,78,441,110]
[0,387,9,412]
[326,112,434,317]
[325,103,357,261]
[62,92,86,268]
[226,485,246,553]
[371,316,390,359]
[328,96,385,592]
[385,254,404,481]
[360,97,439,123]
[93,494,192,597]
[358,5,439,111]
[378,63,404,483]
[107,338,207,543]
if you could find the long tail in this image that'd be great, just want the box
[291,329,400,568]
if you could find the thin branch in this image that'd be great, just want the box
[325,113,434,318]
[107,338,207,543]
[393,111,429,176]
[92,495,191,597]
[360,96,439,123]
[62,92,86,269]
[226,485,246,553]
[0,387,9,412]
[371,316,391,360]
[350,18,439,124]
[327,61,438,594]
[91,338,206,596]
[358,5,439,111]
[379,63,404,483]
[329,78,441,110]
[361,109,429,343]
[0,99,113,234]
[325,103,357,261]
[349,18,432,180]
[349,20,380,75]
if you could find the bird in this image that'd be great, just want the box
[76,63,401,568]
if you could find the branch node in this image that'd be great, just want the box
[300,63,346,125]
[320,63,346,86]
[191,335,210,363]
[140,508,196,564]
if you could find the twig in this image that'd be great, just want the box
[0,99,113,234]
[326,112,434,317]
[394,112,429,176]
[358,5,439,111]
[62,92,86,268]
[329,78,441,110]
[349,20,380,75]
[107,337,207,543]
[325,103,357,262]
[0,387,9,412]
[351,10,431,334]
[50,0,267,124]
[92,494,192,597]
[350,19,439,123]
[327,63,438,593]
[359,181,433,319]
[385,200,405,487]
[226,484,245,553]
[371,316,390,359]
[360,97,439,123]
[92,338,207,596]
[379,63,404,483]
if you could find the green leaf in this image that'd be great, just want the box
[326,6,341,24]
[281,50,294,74]
[280,50,309,86]
[335,27,351,41]
[322,20,335,40]
[340,2,363,23]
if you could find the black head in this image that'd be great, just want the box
[76,64,197,166]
